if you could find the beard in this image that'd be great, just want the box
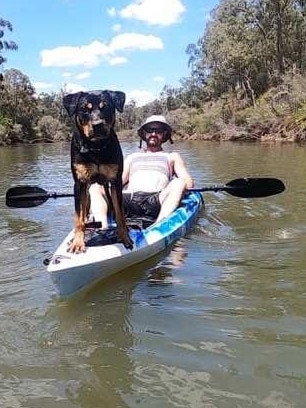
[147,136,159,146]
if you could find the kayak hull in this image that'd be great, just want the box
[47,192,204,297]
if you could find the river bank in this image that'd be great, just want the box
[120,117,305,144]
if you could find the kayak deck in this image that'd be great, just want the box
[47,192,204,297]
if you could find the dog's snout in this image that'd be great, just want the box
[91,108,103,126]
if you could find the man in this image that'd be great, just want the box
[89,115,194,227]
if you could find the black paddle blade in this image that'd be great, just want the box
[6,186,49,208]
[225,178,285,198]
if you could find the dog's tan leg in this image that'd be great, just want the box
[110,181,133,249]
[68,183,90,253]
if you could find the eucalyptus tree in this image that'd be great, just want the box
[116,100,137,131]
[1,69,38,140]
[0,18,18,66]
[160,85,182,110]
[186,0,306,105]
[37,91,67,123]
[247,0,306,75]
[252,0,302,74]
[199,0,266,104]
[291,0,306,72]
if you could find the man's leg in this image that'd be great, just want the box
[88,183,109,229]
[155,178,186,223]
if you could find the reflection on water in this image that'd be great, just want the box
[148,242,188,285]
[0,141,306,407]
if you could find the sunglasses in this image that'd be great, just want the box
[144,127,165,134]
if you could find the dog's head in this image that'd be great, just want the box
[63,90,125,141]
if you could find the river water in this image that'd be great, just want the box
[0,141,305,407]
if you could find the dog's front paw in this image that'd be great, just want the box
[121,234,134,250]
[67,232,86,254]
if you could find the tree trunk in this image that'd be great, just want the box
[275,0,285,74]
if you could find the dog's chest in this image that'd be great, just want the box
[73,163,120,182]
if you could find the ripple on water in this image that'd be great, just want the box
[1,143,306,407]
[123,363,293,407]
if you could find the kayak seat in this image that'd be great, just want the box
[126,216,155,229]
[85,216,155,247]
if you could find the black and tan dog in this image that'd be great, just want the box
[63,90,133,253]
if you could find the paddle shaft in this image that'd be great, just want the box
[11,192,74,200]
[5,177,285,208]
[189,185,236,193]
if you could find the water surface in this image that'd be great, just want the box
[0,141,305,407]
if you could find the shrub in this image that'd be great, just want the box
[35,115,70,142]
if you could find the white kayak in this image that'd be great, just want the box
[47,191,204,297]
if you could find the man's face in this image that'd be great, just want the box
[144,122,165,147]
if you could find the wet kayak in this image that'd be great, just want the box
[47,191,204,297]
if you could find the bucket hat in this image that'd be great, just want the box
[138,115,172,133]
[138,115,173,146]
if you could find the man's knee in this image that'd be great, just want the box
[89,183,104,197]
[159,178,185,204]
[169,177,186,192]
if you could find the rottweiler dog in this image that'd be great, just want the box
[63,90,133,253]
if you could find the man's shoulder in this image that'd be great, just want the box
[168,151,182,160]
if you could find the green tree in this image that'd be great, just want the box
[184,0,306,105]
[0,18,18,66]
[0,69,38,140]
[201,0,265,103]
[117,100,137,131]
[34,115,69,142]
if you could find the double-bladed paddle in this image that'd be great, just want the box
[5,177,285,209]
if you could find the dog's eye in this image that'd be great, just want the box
[99,102,105,109]
[86,103,93,110]
[80,111,91,122]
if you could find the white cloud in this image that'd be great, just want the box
[41,41,109,68]
[63,82,87,94]
[112,24,122,33]
[40,34,163,68]
[109,33,163,52]
[118,0,185,26]
[109,56,128,65]
[127,89,157,106]
[107,7,117,17]
[75,71,91,80]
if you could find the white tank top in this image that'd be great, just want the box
[125,152,172,193]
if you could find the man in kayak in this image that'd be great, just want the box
[89,115,194,226]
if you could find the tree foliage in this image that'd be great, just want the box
[0,18,18,66]
[0,69,71,145]
[184,0,306,105]
[0,69,38,140]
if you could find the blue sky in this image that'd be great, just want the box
[1,0,218,106]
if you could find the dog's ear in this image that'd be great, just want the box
[108,91,126,113]
[63,92,84,117]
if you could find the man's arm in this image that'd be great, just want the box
[171,152,194,189]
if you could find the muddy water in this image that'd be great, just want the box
[0,141,304,407]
